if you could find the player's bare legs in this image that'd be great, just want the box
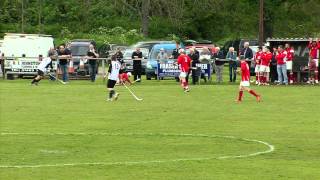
[236,86,261,103]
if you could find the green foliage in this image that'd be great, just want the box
[0,0,319,44]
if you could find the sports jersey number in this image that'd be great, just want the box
[114,63,120,70]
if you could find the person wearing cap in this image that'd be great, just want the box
[177,49,191,92]
[131,48,143,82]
[157,48,168,62]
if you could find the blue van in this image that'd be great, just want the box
[146,43,177,80]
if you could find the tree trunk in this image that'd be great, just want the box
[141,0,150,37]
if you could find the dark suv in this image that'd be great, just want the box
[69,39,96,76]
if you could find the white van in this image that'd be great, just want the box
[2,33,55,77]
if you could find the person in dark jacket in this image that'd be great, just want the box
[171,42,180,59]
[213,47,225,83]
[270,47,278,83]
[188,47,200,85]
[87,44,99,82]
[240,42,253,68]
[131,48,143,82]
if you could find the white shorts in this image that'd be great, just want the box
[240,81,250,87]
[313,59,319,67]
[255,65,260,73]
[286,61,293,70]
[259,65,270,73]
[179,72,187,78]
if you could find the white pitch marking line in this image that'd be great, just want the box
[0,132,275,168]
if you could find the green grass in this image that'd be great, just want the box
[0,77,320,180]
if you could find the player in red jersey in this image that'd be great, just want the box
[177,49,192,92]
[254,46,263,85]
[308,38,320,84]
[119,72,132,85]
[236,55,261,103]
[285,43,295,84]
[260,46,273,85]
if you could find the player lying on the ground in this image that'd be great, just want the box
[177,49,192,92]
[236,56,261,103]
[31,56,54,85]
[106,56,121,101]
[119,72,133,85]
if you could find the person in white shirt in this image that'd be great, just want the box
[157,48,168,61]
[31,55,53,85]
[107,55,121,101]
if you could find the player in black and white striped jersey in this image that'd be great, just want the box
[106,55,121,101]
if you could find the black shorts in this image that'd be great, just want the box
[37,70,44,76]
[107,79,117,88]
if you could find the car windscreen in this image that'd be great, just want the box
[150,49,174,60]
[71,45,89,56]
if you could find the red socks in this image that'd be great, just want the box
[238,91,243,101]
[249,90,259,97]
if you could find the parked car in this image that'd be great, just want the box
[146,43,177,80]
[132,41,174,52]
[123,48,149,74]
[69,39,97,76]
[98,43,128,58]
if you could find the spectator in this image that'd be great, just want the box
[285,43,295,84]
[308,38,320,84]
[0,52,4,79]
[240,42,253,68]
[213,47,225,83]
[87,44,99,82]
[188,47,200,85]
[131,48,143,82]
[171,42,180,59]
[226,47,237,82]
[276,45,288,85]
[157,48,168,62]
[270,47,278,83]
[57,44,71,83]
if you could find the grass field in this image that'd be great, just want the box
[0,77,320,180]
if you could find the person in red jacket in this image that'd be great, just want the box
[236,55,261,103]
[260,46,273,85]
[276,45,288,85]
[285,43,295,84]
[177,49,192,92]
[308,38,320,84]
